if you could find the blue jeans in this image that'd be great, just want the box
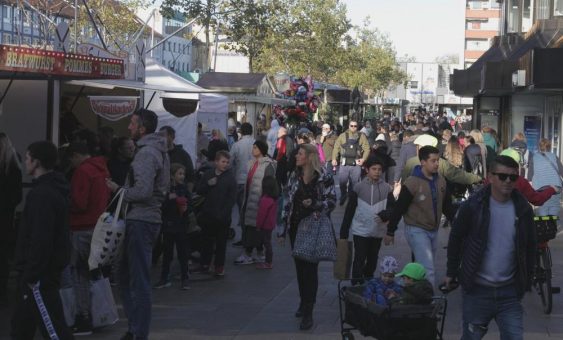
[119,220,161,340]
[338,165,362,198]
[462,284,523,340]
[404,225,438,287]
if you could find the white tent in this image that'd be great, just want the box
[143,58,228,162]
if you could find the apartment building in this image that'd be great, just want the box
[465,0,501,68]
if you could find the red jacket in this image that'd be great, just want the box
[256,195,278,231]
[70,156,111,231]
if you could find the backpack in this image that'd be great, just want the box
[513,147,529,177]
[471,154,485,178]
[341,133,360,165]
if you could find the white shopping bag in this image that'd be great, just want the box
[58,287,76,327]
[90,278,118,328]
[88,189,127,270]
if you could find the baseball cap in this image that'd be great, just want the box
[500,148,521,163]
[396,263,426,281]
[379,256,399,274]
[414,134,438,147]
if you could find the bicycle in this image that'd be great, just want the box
[533,215,561,314]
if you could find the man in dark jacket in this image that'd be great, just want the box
[196,151,236,276]
[67,141,111,335]
[445,155,535,340]
[160,126,195,190]
[107,109,170,340]
[11,141,73,340]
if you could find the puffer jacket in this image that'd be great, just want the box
[447,185,535,297]
[124,133,170,224]
[241,157,276,227]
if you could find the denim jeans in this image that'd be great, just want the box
[119,220,160,340]
[338,165,362,198]
[70,230,94,316]
[462,284,523,340]
[404,225,438,288]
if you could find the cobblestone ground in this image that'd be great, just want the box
[1,200,563,339]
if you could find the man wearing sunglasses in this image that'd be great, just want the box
[445,155,536,340]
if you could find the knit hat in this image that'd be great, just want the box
[396,262,426,281]
[414,134,438,147]
[254,140,269,157]
[500,148,521,163]
[379,256,399,274]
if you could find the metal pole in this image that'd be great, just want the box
[151,14,155,57]
[147,17,198,53]
[74,0,78,52]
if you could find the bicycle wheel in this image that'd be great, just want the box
[537,248,553,314]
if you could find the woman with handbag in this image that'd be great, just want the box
[529,138,563,217]
[279,143,337,330]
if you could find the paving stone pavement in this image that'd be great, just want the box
[2,197,563,339]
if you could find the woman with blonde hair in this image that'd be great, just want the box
[280,143,336,330]
[444,136,463,168]
[206,129,229,161]
[529,138,563,216]
[0,133,22,299]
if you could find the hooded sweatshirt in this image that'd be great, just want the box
[15,171,71,285]
[70,156,111,231]
[124,133,171,224]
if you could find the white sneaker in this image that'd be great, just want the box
[254,254,266,263]
[234,254,254,265]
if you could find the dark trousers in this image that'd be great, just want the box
[352,235,382,284]
[338,165,362,198]
[290,225,319,305]
[259,229,273,264]
[11,275,74,340]
[0,211,16,297]
[243,225,264,255]
[160,232,190,281]
[200,220,229,268]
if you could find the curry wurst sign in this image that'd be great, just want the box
[0,44,124,78]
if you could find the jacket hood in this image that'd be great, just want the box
[34,171,70,197]
[82,156,109,176]
[413,165,438,181]
[137,132,168,153]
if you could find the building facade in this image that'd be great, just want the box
[464,0,501,68]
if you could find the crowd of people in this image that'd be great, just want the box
[0,107,562,339]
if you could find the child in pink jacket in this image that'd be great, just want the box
[255,176,279,269]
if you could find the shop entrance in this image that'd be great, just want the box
[544,95,563,158]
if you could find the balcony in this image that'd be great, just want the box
[465,30,498,39]
[466,9,500,19]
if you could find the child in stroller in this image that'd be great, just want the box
[395,262,434,305]
[363,256,402,306]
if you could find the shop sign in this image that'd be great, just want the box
[89,96,138,121]
[0,44,124,79]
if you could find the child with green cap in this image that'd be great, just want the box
[395,262,434,305]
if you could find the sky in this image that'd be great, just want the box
[341,0,465,63]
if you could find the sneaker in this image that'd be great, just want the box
[120,332,134,340]
[181,279,191,290]
[232,240,244,247]
[253,255,266,263]
[256,262,273,269]
[153,280,171,289]
[214,266,225,276]
[72,315,93,336]
[234,254,254,265]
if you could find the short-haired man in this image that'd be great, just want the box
[159,126,195,190]
[107,109,170,340]
[445,155,535,339]
[386,146,455,287]
[332,120,371,205]
[12,141,73,339]
[195,151,237,276]
[230,123,255,246]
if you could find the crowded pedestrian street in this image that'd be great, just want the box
[2,199,562,339]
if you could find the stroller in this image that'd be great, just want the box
[338,280,448,340]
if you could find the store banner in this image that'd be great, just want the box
[524,115,542,153]
[89,96,138,121]
[0,44,124,78]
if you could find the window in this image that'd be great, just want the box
[536,0,550,19]
[522,0,533,32]
[555,0,563,16]
[168,42,171,51]
[466,38,489,51]
[23,10,31,35]
[2,33,11,44]
[469,1,482,9]
[507,0,521,33]
[3,5,12,30]
[409,81,418,89]
[173,42,176,52]
[472,21,482,29]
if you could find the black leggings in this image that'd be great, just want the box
[290,225,319,305]
[352,235,382,284]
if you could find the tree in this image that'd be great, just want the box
[338,19,407,101]
[253,0,351,82]
[160,0,229,71]
[221,0,283,72]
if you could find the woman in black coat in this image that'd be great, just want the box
[0,133,23,299]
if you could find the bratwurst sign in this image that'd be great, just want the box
[0,44,124,78]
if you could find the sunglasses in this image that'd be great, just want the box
[349,125,358,127]
[492,172,518,182]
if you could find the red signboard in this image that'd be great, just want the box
[0,44,124,79]
[90,96,138,121]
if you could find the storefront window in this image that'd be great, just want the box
[507,0,521,33]
[536,0,551,19]
[555,0,563,16]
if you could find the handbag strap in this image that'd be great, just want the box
[110,189,126,227]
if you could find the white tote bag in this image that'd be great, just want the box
[90,278,119,328]
[88,189,127,270]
